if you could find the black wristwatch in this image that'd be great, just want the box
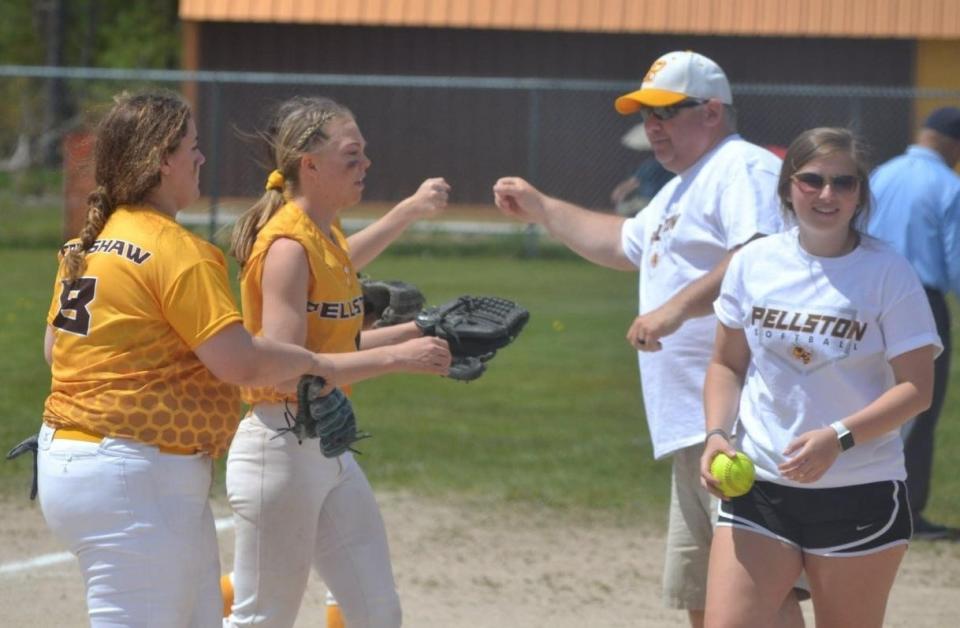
[830,421,855,452]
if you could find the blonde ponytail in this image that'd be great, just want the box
[230,187,286,266]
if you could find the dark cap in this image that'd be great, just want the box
[923,107,960,141]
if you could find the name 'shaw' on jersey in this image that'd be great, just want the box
[63,238,153,265]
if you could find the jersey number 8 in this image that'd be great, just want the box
[53,277,98,336]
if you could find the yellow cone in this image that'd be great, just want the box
[325,590,345,628]
[220,572,234,618]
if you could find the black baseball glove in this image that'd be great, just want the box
[277,376,370,458]
[361,279,426,328]
[7,433,39,500]
[415,296,530,381]
[445,356,488,382]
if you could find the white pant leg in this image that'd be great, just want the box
[314,453,401,628]
[189,498,224,628]
[225,405,340,628]
[37,424,219,628]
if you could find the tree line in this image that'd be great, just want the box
[0,0,179,170]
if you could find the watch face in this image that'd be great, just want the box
[839,431,855,451]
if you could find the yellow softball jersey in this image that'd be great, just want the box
[43,206,243,458]
[240,201,363,404]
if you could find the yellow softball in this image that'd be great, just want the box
[710,451,756,498]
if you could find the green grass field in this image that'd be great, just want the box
[3,199,960,530]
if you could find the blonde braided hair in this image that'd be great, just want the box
[230,97,353,266]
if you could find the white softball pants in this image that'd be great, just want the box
[224,404,400,628]
[36,423,222,627]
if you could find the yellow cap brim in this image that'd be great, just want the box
[614,88,687,114]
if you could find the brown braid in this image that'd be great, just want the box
[62,90,191,281]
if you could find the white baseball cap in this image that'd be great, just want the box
[615,51,732,115]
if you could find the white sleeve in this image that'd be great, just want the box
[879,257,944,360]
[713,246,746,329]
[620,214,645,269]
[717,165,782,249]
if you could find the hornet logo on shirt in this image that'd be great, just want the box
[751,304,868,374]
[791,345,813,365]
[648,213,679,269]
[307,296,364,319]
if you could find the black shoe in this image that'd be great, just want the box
[912,516,958,541]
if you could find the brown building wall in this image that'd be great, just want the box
[192,23,916,206]
[197,22,913,83]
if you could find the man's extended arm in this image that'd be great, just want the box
[493,176,635,271]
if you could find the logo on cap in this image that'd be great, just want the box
[643,60,667,85]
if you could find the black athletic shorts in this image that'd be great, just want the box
[717,480,912,557]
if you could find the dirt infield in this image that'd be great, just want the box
[1,492,958,627]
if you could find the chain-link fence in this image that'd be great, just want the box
[2,65,959,244]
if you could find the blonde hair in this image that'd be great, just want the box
[229,96,354,266]
[63,90,191,281]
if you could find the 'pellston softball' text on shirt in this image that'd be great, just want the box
[714,228,942,488]
[750,307,868,341]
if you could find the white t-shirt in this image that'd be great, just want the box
[621,135,782,459]
[715,229,942,487]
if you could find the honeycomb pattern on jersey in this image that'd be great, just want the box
[44,321,241,458]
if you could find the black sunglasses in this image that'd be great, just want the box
[638,98,709,122]
[791,172,861,194]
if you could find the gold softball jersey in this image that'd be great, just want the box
[240,201,363,405]
[43,206,243,458]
